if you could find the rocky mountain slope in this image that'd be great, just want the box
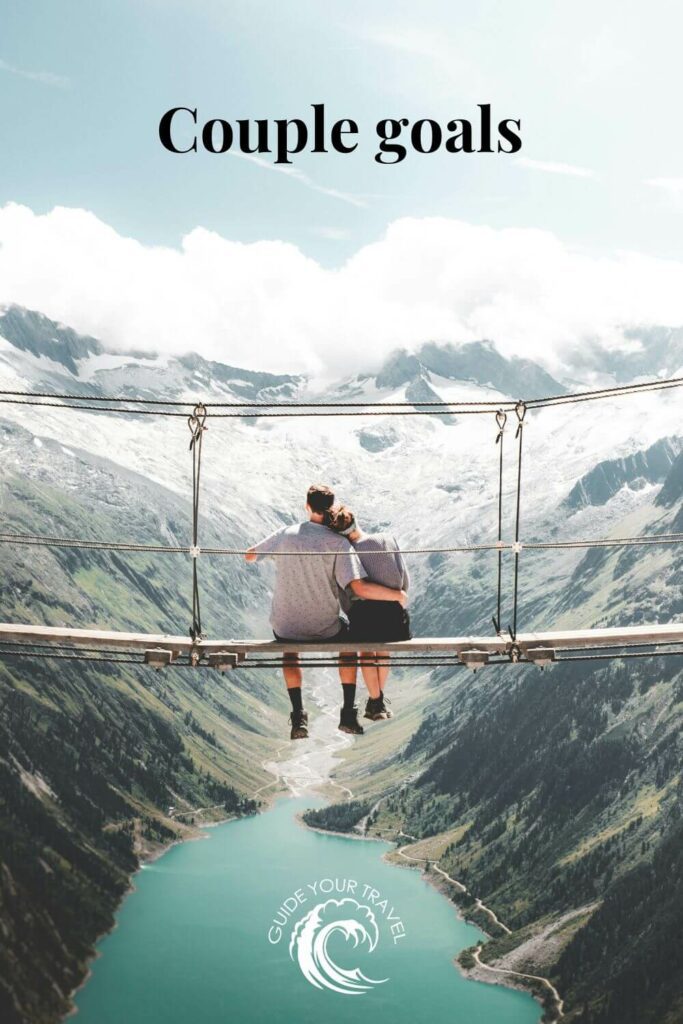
[0,304,681,1023]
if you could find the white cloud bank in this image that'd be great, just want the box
[1,202,683,377]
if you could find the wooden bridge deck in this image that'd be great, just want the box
[0,622,681,665]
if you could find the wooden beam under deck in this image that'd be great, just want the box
[0,622,681,663]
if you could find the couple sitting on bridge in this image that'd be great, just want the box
[246,484,411,740]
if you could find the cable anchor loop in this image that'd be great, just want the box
[514,400,527,438]
[188,402,208,450]
[495,409,507,443]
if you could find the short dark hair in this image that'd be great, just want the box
[307,483,334,513]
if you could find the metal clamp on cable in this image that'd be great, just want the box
[514,399,527,437]
[512,541,523,554]
[189,545,201,559]
[508,642,522,663]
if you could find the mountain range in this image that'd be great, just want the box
[0,304,681,1023]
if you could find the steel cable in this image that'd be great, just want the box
[509,402,527,641]
[492,410,507,634]
[0,372,681,416]
[188,404,207,640]
[0,530,681,556]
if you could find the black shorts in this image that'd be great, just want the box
[273,621,350,644]
[347,601,412,643]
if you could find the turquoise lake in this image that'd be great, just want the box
[73,797,540,1023]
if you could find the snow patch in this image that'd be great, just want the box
[78,352,169,381]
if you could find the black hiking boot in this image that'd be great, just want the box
[364,694,393,721]
[289,709,309,740]
[338,706,364,735]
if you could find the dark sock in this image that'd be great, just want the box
[288,687,303,713]
[342,683,356,710]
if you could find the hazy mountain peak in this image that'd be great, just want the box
[374,340,566,399]
[177,353,302,400]
[562,436,682,511]
[0,305,103,375]
[374,349,424,389]
[0,306,304,403]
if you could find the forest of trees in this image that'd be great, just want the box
[303,799,372,833]
[0,663,256,1024]
[371,649,683,1022]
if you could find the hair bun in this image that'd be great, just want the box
[324,504,355,533]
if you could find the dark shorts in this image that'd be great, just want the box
[273,621,350,644]
[348,601,412,643]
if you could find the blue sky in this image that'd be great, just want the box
[2,1,683,375]
[2,0,683,265]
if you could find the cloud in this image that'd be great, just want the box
[0,57,69,88]
[645,177,683,197]
[2,202,683,378]
[233,154,368,209]
[516,157,596,179]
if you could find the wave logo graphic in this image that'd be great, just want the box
[289,897,389,996]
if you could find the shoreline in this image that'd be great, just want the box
[294,810,391,843]
[68,795,554,1023]
[388,841,563,1021]
[64,673,558,1024]
[299,814,562,1023]
[283,678,557,1020]
[63,680,340,1020]
[64,810,239,1018]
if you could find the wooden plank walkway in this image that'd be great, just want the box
[0,622,681,661]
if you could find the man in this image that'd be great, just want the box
[245,484,407,740]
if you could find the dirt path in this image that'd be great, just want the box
[382,830,566,1016]
[170,803,226,820]
[472,946,564,1018]
[372,824,511,935]
[395,845,510,933]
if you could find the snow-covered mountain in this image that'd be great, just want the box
[0,303,680,641]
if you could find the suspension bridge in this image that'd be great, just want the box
[0,375,681,672]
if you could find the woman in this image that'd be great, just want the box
[326,504,411,722]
